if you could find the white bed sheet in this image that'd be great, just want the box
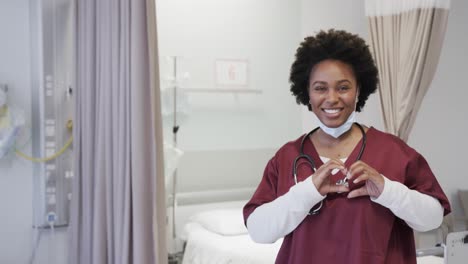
[181,222,443,264]
[182,222,282,264]
[417,256,443,264]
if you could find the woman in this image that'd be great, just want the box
[243,29,451,264]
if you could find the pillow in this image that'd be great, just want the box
[189,208,248,236]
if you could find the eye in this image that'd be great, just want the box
[338,86,350,92]
[338,85,349,91]
[313,86,327,92]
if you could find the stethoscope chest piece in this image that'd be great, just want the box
[335,178,349,188]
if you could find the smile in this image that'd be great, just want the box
[322,108,343,114]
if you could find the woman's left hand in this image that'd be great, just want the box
[347,161,385,199]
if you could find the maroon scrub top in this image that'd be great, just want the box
[244,127,451,264]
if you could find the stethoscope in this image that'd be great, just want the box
[292,123,367,215]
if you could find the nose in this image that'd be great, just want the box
[325,89,339,103]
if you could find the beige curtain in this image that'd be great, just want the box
[147,0,168,263]
[366,0,450,142]
[69,0,167,263]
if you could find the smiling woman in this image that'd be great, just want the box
[243,29,451,264]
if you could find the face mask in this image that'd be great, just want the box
[318,111,356,138]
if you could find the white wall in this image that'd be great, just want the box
[0,1,34,263]
[157,0,303,152]
[0,1,67,263]
[300,0,468,235]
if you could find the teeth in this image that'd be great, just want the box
[324,109,340,114]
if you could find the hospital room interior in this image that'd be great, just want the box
[0,0,467,263]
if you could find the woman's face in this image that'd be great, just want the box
[308,59,358,128]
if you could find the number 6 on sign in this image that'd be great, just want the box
[215,59,249,87]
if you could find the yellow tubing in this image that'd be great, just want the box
[15,136,73,163]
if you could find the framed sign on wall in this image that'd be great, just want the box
[215,59,249,88]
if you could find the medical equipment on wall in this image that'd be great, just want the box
[0,83,72,163]
[293,123,367,215]
[0,84,26,159]
[29,0,75,230]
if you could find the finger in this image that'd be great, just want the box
[348,160,366,172]
[332,158,348,174]
[326,159,348,174]
[347,162,367,178]
[347,185,368,198]
[348,163,379,183]
[351,166,381,185]
[352,170,370,185]
[346,168,363,183]
[316,162,346,179]
[312,161,347,188]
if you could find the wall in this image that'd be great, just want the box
[0,0,67,263]
[156,0,303,152]
[0,1,34,263]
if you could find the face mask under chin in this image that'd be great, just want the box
[318,111,356,138]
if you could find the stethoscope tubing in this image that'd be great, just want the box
[293,123,366,215]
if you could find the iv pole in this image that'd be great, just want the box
[171,56,179,245]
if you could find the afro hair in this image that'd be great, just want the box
[289,29,379,112]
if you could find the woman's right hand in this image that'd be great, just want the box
[312,159,350,196]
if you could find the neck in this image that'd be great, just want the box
[311,124,364,159]
[317,124,355,144]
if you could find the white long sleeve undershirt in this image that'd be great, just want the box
[246,176,324,243]
[246,174,444,244]
[371,177,443,232]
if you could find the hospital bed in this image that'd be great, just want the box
[167,148,276,263]
[179,200,282,264]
